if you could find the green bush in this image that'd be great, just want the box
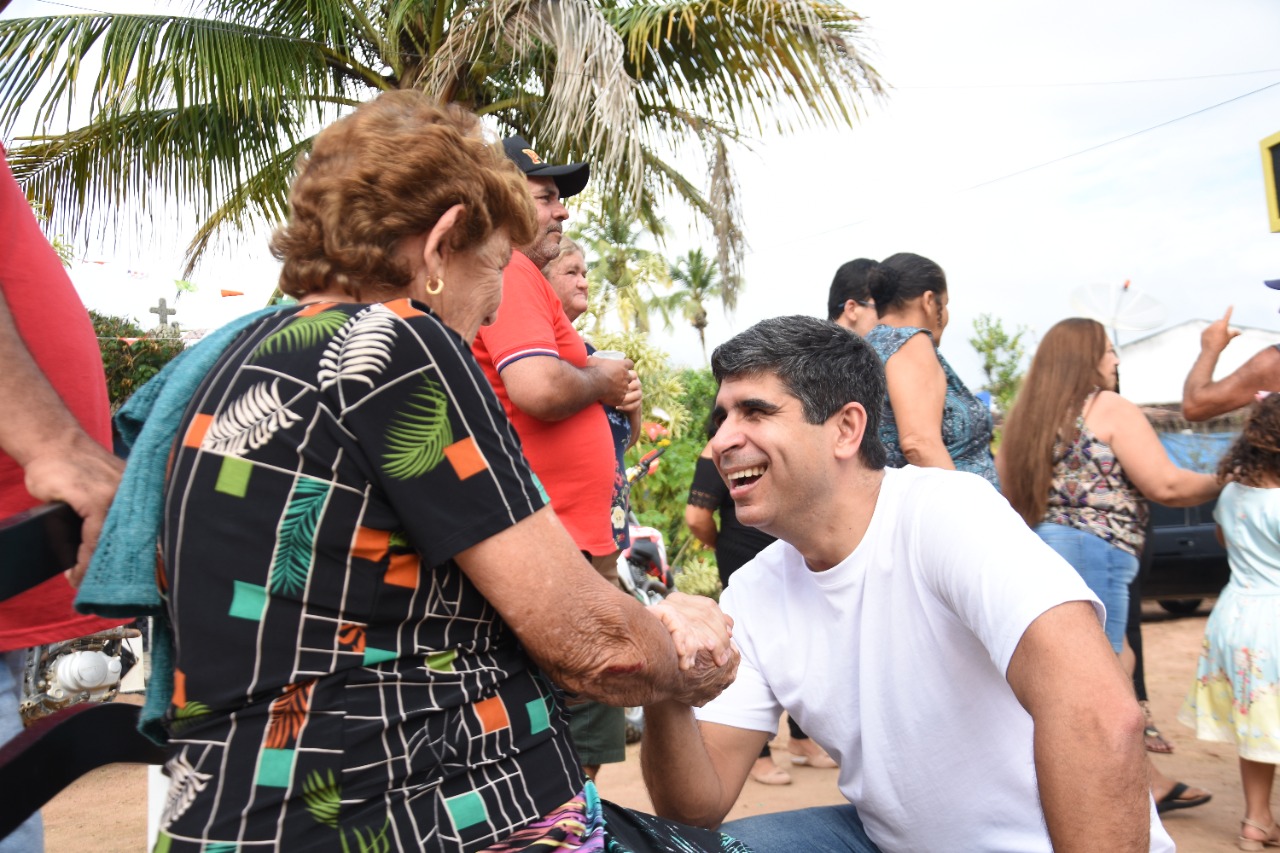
[674,554,722,601]
[89,311,185,411]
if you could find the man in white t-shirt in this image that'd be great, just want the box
[640,316,1173,853]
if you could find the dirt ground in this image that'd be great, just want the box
[42,602,1255,851]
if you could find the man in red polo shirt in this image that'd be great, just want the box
[0,142,127,851]
[472,137,636,778]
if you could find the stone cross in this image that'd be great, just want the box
[149,297,177,328]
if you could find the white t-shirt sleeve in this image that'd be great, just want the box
[911,472,1103,675]
[693,584,785,733]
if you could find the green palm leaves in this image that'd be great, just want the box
[253,311,349,361]
[382,375,451,480]
[271,479,330,596]
[303,770,391,853]
[302,768,341,829]
[0,0,881,281]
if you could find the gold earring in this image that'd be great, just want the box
[426,275,444,296]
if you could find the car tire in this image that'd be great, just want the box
[1158,599,1203,615]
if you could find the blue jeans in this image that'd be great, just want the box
[1035,523,1139,653]
[721,805,882,853]
[1,649,42,851]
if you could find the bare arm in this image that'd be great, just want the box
[1006,601,1149,852]
[684,504,718,549]
[1182,306,1279,421]
[884,333,954,469]
[456,506,737,707]
[1090,391,1221,506]
[500,354,634,421]
[0,291,123,583]
[641,705,767,828]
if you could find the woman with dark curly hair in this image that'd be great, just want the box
[142,91,741,852]
[1182,394,1280,849]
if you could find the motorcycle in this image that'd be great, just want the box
[21,623,143,723]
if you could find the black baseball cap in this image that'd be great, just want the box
[1265,279,1280,290]
[502,136,590,199]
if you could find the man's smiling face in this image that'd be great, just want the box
[710,372,832,538]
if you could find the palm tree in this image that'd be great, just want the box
[571,192,670,333]
[0,0,881,277]
[657,248,723,365]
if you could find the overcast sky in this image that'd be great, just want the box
[5,0,1280,388]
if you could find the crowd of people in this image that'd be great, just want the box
[4,88,1280,852]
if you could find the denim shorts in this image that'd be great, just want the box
[1035,523,1139,653]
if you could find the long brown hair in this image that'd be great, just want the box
[1000,318,1111,526]
[1218,394,1280,487]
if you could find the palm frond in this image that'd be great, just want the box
[7,102,310,247]
[184,135,315,274]
[0,12,360,133]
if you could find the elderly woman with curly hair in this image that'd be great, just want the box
[146,92,741,853]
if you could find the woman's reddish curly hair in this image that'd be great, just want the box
[271,91,537,300]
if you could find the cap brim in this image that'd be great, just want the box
[1266,279,1280,290]
[528,162,590,198]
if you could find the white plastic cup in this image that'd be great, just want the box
[593,349,626,360]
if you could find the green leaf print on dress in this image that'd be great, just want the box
[303,769,341,829]
[270,479,330,595]
[382,375,452,480]
[252,310,349,360]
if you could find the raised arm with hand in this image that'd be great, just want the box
[0,292,123,584]
[500,353,634,421]
[457,507,738,708]
[1007,600,1149,852]
[1182,306,1280,421]
[1090,391,1221,507]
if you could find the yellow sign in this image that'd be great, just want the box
[1263,130,1280,233]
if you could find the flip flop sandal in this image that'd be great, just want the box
[1141,701,1174,753]
[1156,782,1211,814]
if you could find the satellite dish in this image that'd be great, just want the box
[1069,280,1166,341]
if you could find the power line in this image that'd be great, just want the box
[795,77,1280,245]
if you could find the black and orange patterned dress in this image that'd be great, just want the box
[156,300,585,851]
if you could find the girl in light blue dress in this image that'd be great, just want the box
[1181,394,1280,850]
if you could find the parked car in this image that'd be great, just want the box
[1139,498,1229,614]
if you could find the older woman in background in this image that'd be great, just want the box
[152,92,741,852]
[863,253,998,487]
[997,316,1219,814]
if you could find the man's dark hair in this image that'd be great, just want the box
[826,258,878,320]
[711,316,887,469]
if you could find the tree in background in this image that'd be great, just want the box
[571,194,670,333]
[968,313,1029,414]
[89,311,185,411]
[0,0,881,279]
[654,248,726,365]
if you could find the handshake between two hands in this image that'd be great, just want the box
[648,591,739,707]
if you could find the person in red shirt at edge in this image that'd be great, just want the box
[472,138,639,782]
[0,141,129,851]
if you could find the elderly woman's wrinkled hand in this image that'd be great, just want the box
[648,591,734,670]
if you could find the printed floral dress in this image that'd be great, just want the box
[155,300,750,853]
[1181,482,1280,762]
